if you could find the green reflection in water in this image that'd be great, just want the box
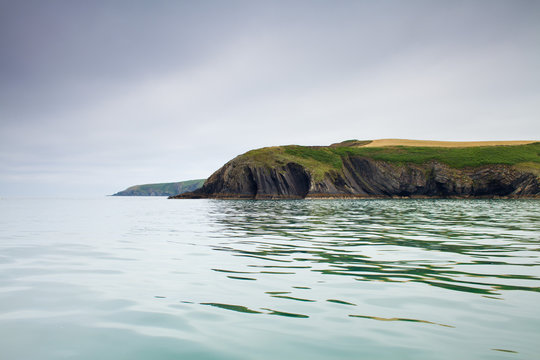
[270,295,316,302]
[201,303,262,314]
[201,303,310,319]
[261,308,310,318]
[226,275,257,281]
[492,348,518,354]
[195,198,539,356]
[327,299,357,306]
[206,199,540,298]
[212,268,256,274]
[349,314,454,328]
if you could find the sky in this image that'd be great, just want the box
[1,0,539,196]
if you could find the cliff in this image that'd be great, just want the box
[113,179,205,196]
[170,140,540,199]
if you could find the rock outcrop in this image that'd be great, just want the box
[170,142,540,199]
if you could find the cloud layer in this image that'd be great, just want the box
[1,1,539,195]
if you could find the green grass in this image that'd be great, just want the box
[242,146,342,180]
[239,142,540,181]
[331,142,540,168]
[284,146,342,169]
[329,139,372,147]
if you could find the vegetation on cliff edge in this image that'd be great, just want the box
[239,142,540,181]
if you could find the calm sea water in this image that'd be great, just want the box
[0,197,539,359]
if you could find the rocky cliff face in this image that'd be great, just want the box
[170,154,540,199]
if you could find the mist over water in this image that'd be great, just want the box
[0,197,539,359]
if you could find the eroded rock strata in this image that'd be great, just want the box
[170,143,540,199]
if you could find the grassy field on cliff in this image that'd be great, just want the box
[332,142,540,168]
[242,142,540,180]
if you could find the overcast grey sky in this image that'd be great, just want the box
[1,0,539,196]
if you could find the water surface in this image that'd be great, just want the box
[0,198,539,359]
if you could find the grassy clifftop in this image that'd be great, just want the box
[239,141,540,180]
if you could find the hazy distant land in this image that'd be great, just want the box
[113,179,205,196]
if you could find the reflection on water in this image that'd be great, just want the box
[0,198,539,360]
[349,314,454,328]
[208,200,540,299]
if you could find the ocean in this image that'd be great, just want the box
[0,197,539,359]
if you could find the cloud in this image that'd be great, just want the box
[1,1,539,195]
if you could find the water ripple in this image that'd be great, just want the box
[205,200,540,299]
[1,197,539,359]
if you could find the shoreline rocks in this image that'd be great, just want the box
[170,156,540,200]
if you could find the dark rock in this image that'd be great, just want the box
[171,156,540,200]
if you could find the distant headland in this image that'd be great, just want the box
[170,139,540,199]
[113,179,205,196]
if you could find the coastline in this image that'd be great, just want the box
[170,194,540,200]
